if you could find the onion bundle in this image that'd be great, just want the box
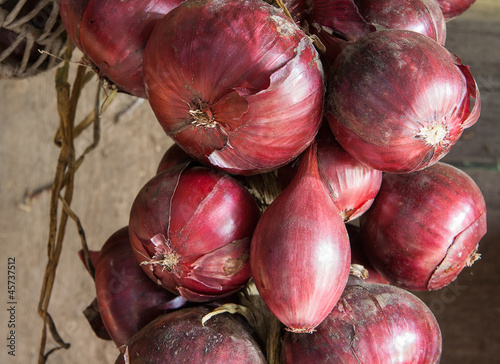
[64,0,488,362]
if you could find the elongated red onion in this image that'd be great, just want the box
[115,306,266,363]
[360,162,487,290]
[59,0,184,97]
[143,0,324,175]
[326,29,480,173]
[95,227,186,347]
[250,142,350,333]
[436,0,476,21]
[129,163,261,302]
[307,0,446,71]
[278,124,382,222]
[281,277,442,363]
[346,224,389,284]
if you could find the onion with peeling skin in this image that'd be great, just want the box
[115,306,267,364]
[60,0,185,97]
[143,0,324,175]
[360,162,487,290]
[281,277,442,364]
[251,141,351,333]
[156,143,195,174]
[326,29,480,173]
[129,163,261,302]
[278,124,382,222]
[94,227,186,347]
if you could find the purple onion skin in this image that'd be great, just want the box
[129,164,261,302]
[436,0,476,21]
[95,227,186,347]
[346,224,389,284]
[360,162,486,290]
[251,142,351,333]
[143,0,324,175]
[115,306,267,364]
[281,278,442,364]
[60,0,185,97]
[156,143,195,174]
[326,29,480,173]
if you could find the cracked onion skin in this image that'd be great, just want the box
[94,227,186,347]
[281,277,442,364]
[129,163,261,302]
[115,306,267,364]
[143,0,324,175]
[60,0,184,97]
[326,29,480,173]
[360,162,487,290]
[250,142,350,333]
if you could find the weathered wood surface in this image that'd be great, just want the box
[0,1,498,363]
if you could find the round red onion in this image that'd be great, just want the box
[143,0,324,175]
[346,224,389,284]
[156,143,195,174]
[115,306,267,363]
[307,0,447,71]
[95,227,186,347]
[326,29,480,173]
[281,278,442,363]
[250,142,350,333]
[278,124,382,222]
[360,162,487,290]
[59,0,184,97]
[129,163,261,302]
[436,0,476,21]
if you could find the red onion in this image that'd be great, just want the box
[156,143,195,174]
[83,298,112,341]
[326,29,480,173]
[59,0,184,97]
[360,162,487,290]
[250,142,350,333]
[281,277,442,363]
[436,0,476,21]
[129,163,261,302]
[278,124,382,222]
[143,0,324,175]
[115,306,267,363]
[95,227,186,347]
[346,224,389,284]
[307,0,447,71]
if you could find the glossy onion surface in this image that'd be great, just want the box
[281,278,442,363]
[360,162,487,290]
[60,0,184,97]
[115,306,267,363]
[95,227,186,347]
[326,29,480,173]
[143,0,324,175]
[251,142,350,333]
[129,164,261,301]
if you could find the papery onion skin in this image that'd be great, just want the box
[281,278,442,364]
[326,29,480,173]
[143,0,324,175]
[156,143,195,174]
[95,227,186,347]
[250,142,350,333]
[435,0,476,21]
[346,224,389,284]
[278,124,382,222]
[59,0,184,97]
[360,162,487,290]
[129,163,261,302]
[115,306,267,364]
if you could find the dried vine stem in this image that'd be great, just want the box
[37,39,115,363]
